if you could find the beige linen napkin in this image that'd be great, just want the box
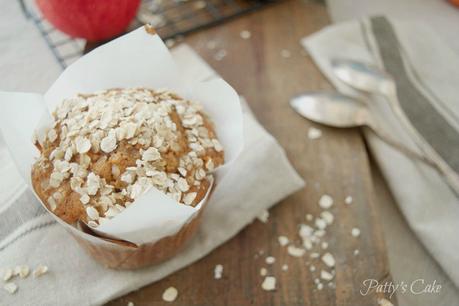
[0,44,304,305]
[302,16,459,289]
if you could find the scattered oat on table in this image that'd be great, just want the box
[321,252,335,268]
[303,239,313,250]
[127,302,134,306]
[354,249,360,256]
[214,264,223,280]
[261,276,276,291]
[351,227,361,237]
[257,209,270,223]
[320,211,334,225]
[299,223,313,237]
[316,229,326,238]
[280,49,291,58]
[320,270,334,281]
[165,39,175,48]
[162,287,178,303]
[307,127,322,140]
[299,224,314,250]
[319,194,334,209]
[287,245,306,257]
[240,30,251,40]
[252,187,362,294]
[278,235,289,246]
[3,282,18,294]
[33,265,48,278]
[265,256,276,265]
[315,218,327,230]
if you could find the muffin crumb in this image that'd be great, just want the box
[261,276,276,291]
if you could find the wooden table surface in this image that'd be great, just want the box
[108,1,396,305]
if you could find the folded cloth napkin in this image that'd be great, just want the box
[0,44,304,305]
[302,16,459,288]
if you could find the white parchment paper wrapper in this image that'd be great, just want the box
[0,26,243,246]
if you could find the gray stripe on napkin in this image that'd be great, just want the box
[0,219,56,253]
[370,16,459,173]
[398,49,459,125]
[0,189,47,242]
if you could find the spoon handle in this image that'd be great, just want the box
[369,124,438,168]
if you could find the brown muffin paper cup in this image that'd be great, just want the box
[31,182,212,270]
[71,195,209,269]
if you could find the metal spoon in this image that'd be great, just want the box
[331,58,395,95]
[290,92,437,167]
[331,58,459,194]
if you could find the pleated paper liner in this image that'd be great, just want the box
[72,196,209,269]
[32,176,213,270]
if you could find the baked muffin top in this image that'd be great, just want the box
[31,88,224,227]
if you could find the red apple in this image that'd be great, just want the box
[36,0,141,41]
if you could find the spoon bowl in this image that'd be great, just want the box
[290,91,440,171]
[331,58,395,95]
[290,91,369,128]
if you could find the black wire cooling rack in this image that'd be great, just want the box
[20,0,277,69]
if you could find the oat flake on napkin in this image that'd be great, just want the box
[0,43,304,305]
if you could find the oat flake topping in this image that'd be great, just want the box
[33,88,223,226]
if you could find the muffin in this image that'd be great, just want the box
[31,88,224,228]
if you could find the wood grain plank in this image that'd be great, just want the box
[108,1,395,305]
